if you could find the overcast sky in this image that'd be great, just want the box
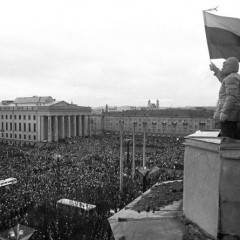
[0,0,240,108]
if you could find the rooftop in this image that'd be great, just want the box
[108,180,213,240]
[13,96,54,105]
[104,108,214,118]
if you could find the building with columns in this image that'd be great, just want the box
[0,96,91,145]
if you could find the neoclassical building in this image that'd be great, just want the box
[0,96,91,145]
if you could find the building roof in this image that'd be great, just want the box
[108,180,211,240]
[13,96,54,105]
[104,108,214,118]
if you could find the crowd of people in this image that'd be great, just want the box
[0,134,185,239]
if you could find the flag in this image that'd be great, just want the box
[203,11,240,61]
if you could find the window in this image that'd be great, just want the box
[14,134,17,138]
[1,115,3,119]
[19,134,21,139]
[1,122,3,130]
[19,123,21,131]
[6,123,8,131]
[29,135,31,140]
[15,123,17,131]
[19,115,21,120]
[24,123,26,131]
[28,115,31,120]
[28,123,31,131]
[33,123,36,132]
[5,115,8,119]
[24,115,26,120]
[6,133,8,138]
[33,115,36,120]
[24,135,26,139]
[2,133,3,137]
[10,115,12,119]
[10,134,12,138]
[14,115,16,120]
[33,135,36,140]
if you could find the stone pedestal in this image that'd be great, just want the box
[183,131,240,239]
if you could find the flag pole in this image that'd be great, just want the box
[119,120,124,192]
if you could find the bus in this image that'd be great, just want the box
[57,199,96,218]
[0,178,17,188]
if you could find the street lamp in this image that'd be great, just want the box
[119,120,124,191]
[124,138,131,173]
[53,154,63,197]
[132,121,137,179]
[142,120,147,168]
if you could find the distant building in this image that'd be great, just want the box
[90,112,104,135]
[147,99,160,109]
[90,108,215,137]
[0,96,91,145]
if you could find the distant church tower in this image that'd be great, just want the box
[156,99,159,109]
[148,100,151,108]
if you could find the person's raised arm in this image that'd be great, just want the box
[210,62,223,82]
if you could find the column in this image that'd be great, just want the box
[41,116,45,141]
[68,115,71,138]
[78,115,82,136]
[84,115,88,136]
[54,116,58,142]
[73,115,77,137]
[48,116,52,143]
[89,117,92,137]
[61,116,65,139]
[82,115,85,137]
[37,115,41,142]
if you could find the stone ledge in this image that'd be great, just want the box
[108,180,213,240]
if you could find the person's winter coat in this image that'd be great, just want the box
[213,57,240,121]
